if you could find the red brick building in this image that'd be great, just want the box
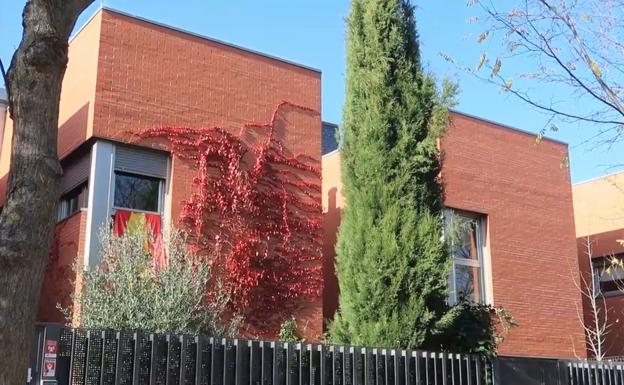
[0,8,323,338]
[0,7,587,357]
[322,113,586,358]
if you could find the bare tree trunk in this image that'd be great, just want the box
[0,1,93,384]
[574,236,612,361]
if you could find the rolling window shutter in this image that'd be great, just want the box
[61,152,91,194]
[114,145,168,179]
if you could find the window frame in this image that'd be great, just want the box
[592,256,624,297]
[57,182,88,222]
[445,209,487,305]
[111,170,165,215]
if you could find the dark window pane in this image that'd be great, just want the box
[455,264,481,302]
[114,172,160,212]
[594,260,624,295]
[57,182,88,221]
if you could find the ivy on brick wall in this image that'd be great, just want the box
[139,101,322,337]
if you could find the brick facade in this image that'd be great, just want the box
[38,211,88,323]
[322,112,586,358]
[0,8,323,340]
[1,7,589,355]
[442,112,585,358]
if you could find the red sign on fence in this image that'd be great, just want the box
[44,340,57,358]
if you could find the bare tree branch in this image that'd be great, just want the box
[471,0,624,147]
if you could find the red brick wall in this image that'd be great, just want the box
[322,113,586,357]
[441,112,585,358]
[89,10,323,339]
[38,210,87,323]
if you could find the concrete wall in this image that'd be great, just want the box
[322,112,586,358]
[573,172,624,238]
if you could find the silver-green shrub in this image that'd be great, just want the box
[62,224,239,336]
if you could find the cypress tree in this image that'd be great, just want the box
[330,0,456,349]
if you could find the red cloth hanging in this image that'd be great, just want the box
[145,213,166,269]
[113,210,132,236]
[113,210,167,269]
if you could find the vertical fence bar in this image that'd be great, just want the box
[151,334,166,385]
[413,352,420,385]
[73,329,89,385]
[364,348,372,385]
[250,341,262,385]
[180,335,196,385]
[375,350,384,385]
[324,345,333,385]
[302,344,312,385]
[345,346,353,385]
[473,356,480,385]
[310,345,319,385]
[287,343,299,385]
[261,342,272,385]
[353,348,362,385]
[85,330,101,385]
[440,353,446,385]
[166,334,181,385]
[273,342,285,385]
[115,332,134,385]
[333,346,342,385]
[224,339,236,385]
[236,340,250,385]
[195,336,207,385]
[102,330,118,385]
[212,338,224,385]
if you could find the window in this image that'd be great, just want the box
[113,172,163,213]
[593,257,624,296]
[445,209,487,304]
[57,183,88,221]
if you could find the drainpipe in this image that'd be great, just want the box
[0,88,7,156]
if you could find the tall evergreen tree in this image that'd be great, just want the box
[330,0,456,349]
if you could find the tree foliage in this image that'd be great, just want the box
[66,225,238,336]
[329,0,457,349]
[467,0,624,148]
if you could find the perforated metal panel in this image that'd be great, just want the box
[114,145,168,179]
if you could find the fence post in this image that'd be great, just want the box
[38,324,66,385]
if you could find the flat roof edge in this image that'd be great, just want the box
[69,7,102,43]
[573,169,624,186]
[92,6,321,74]
[450,109,568,146]
[322,149,341,158]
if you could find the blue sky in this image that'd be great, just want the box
[2,1,623,182]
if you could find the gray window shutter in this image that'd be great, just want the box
[61,152,91,193]
[114,145,168,179]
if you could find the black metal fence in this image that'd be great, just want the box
[567,360,624,385]
[31,325,489,385]
[31,325,624,385]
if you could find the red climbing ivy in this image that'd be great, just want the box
[139,102,322,335]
